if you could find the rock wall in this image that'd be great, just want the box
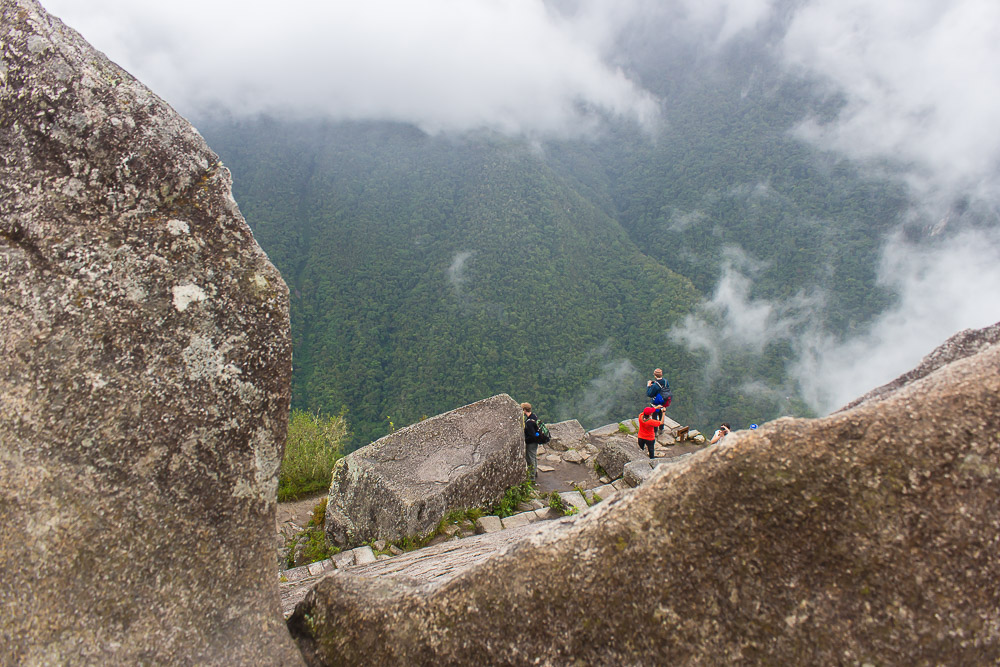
[291,328,1000,665]
[0,1,300,663]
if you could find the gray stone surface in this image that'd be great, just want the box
[325,394,525,547]
[587,484,618,503]
[501,511,535,530]
[593,434,646,479]
[623,459,661,487]
[332,551,356,569]
[289,329,1000,665]
[586,422,626,439]
[352,546,377,565]
[475,515,503,534]
[0,2,299,664]
[563,449,584,464]
[558,491,589,513]
[546,419,586,451]
[661,415,682,431]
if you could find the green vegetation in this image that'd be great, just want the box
[278,409,348,501]
[201,51,910,443]
[285,528,337,568]
[488,480,537,519]
[285,497,339,568]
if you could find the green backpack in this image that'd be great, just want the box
[536,420,551,443]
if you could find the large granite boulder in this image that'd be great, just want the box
[290,326,1000,665]
[0,1,300,663]
[593,433,646,479]
[545,419,586,452]
[325,394,526,547]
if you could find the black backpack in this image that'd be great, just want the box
[646,378,672,406]
[533,419,551,444]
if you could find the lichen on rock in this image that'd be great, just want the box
[0,1,299,663]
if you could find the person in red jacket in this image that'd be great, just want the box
[636,406,662,459]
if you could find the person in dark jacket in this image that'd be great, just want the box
[645,368,671,434]
[521,402,541,481]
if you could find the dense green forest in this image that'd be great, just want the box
[199,44,908,450]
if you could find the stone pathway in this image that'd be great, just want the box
[277,416,708,617]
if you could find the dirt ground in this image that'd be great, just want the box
[276,493,326,532]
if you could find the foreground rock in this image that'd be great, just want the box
[290,328,1000,665]
[840,321,1000,411]
[0,2,299,663]
[325,394,526,547]
[592,433,646,479]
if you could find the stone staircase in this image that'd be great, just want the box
[278,416,706,617]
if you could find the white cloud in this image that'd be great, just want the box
[42,0,1000,414]
[446,250,475,289]
[782,0,1000,205]
[574,356,640,425]
[793,228,1000,412]
[43,0,660,137]
[670,249,821,375]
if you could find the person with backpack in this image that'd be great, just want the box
[521,402,549,481]
[645,368,671,434]
[636,406,663,459]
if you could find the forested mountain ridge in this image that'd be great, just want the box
[199,48,910,450]
[205,121,705,447]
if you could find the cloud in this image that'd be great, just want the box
[446,250,475,289]
[670,249,821,375]
[44,0,1000,415]
[782,0,1000,206]
[44,0,660,137]
[673,231,1000,416]
[792,227,1000,412]
[574,357,640,425]
[773,0,1000,408]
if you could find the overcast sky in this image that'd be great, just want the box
[42,0,1000,413]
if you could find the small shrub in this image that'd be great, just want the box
[548,491,566,514]
[490,479,536,518]
[286,527,339,568]
[309,497,327,527]
[617,422,630,434]
[278,409,348,501]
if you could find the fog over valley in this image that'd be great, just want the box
[44,0,1000,439]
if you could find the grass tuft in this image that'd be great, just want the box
[278,409,348,502]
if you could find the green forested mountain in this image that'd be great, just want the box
[204,121,705,447]
[199,47,908,449]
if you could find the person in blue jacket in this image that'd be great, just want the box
[645,368,671,435]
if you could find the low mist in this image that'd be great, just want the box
[46,0,1000,416]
